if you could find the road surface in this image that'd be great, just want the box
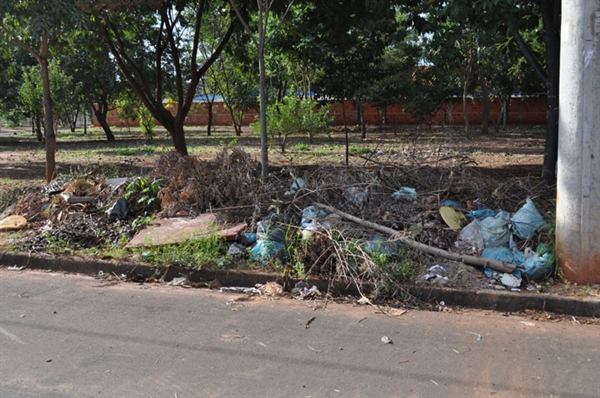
[0,269,598,397]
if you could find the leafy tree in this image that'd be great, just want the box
[210,28,258,136]
[59,32,121,140]
[82,0,238,156]
[251,95,331,153]
[1,0,86,182]
[403,0,560,184]
[17,65,44,140]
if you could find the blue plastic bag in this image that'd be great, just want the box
[465,209,497,221]
[250,239,287,265]
[392,187,418,200]
[477,211,511,248]
[511,198,545,240]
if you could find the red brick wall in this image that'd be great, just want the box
[93,97,547,128]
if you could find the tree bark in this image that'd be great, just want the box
[206,102,213,136]
[540,0,561,185]
[478,67,491,135]
[92,95,114,141]
[40,32,56,183]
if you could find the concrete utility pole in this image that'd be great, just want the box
[556,0,600,283]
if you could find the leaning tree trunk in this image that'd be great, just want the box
[92,100,114,141]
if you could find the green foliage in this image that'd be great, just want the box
[538,216,558,277]
[295,142,310,151]
[251,96,331,152]
[114,90,139,132]
[124,177,162,213]
[138,105,155,139]
[349,146,371,155]
[116,148,135,156]
[136,235,228,270]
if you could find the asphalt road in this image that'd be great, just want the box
[0,270,598,398]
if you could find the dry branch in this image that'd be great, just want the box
[314,202,516,274]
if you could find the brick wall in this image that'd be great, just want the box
[93,97,547,128]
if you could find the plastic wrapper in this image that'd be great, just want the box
[455,220,484,254]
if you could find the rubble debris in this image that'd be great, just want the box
[220,286,262,295]
[314,202,516,274]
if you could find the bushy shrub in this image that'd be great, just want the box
[251,96,332,152]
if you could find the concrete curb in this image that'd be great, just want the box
[1,251,599,318]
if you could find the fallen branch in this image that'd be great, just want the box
[314,202,515,274]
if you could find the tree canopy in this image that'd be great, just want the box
[1,0,562,183]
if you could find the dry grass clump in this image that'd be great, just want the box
[152,147,260,218]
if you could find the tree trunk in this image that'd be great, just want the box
[478,68,491,135]
[258,37,268,180]
[342,99,349,165]
[206,102,213,136]
[462,83,469,138]
[69,108,79,132]
[92,99,114,141]
[40,33,56,183]
[540,0,561,185]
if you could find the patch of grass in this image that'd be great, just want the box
[349,145,371,155]
[116,148,135,156]
[133,234,229,270]
[295,142,311,151]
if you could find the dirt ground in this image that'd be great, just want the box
[1,125,597,300]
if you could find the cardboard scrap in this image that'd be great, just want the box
[126,213,246,248]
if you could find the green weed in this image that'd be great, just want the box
[116,148,135,156]
[134,233,228,270]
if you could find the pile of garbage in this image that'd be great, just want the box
[0,147,556,295]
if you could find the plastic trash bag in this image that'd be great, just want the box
[392,187,418,200]
[481,247,526,266]
[441,200,460,208]
[363,235,398,256]
[477,211,511,248]
[465,208,497,221]
[290,178,307,194]
[301,205,327,228]
[250,239,287,265]
[345,186,369,208]
[522,248,552,280]
[106,197,128,221]
[511,198,545,240]
[455,220,484,254]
